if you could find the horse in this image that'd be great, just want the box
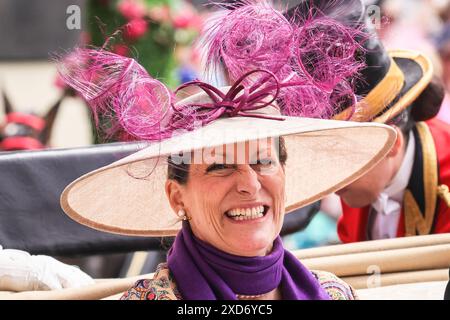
[0,91,63,151]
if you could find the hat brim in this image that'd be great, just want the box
[372,49,434,123]
[61,116,396,237]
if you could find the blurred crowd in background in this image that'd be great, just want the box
[0,0,450,251]
[374,0,450,122]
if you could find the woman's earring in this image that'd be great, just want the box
[177,209,191,221]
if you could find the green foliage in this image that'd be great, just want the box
[87,0,178,88]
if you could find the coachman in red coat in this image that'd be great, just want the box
[338,118,450,242]
[294,1,450,242]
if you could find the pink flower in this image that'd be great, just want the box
[190,15,203,32]
[118,0,146,20]
[113,44,130,57]
[124,18,149,40]
[172,8,202,30]
[172,15,191,29]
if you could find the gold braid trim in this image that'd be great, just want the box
[333,57,404,122]
[404,122,438,236]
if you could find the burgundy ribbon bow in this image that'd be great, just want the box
[172,69,285,126]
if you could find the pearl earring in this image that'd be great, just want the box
[177,209,190,221]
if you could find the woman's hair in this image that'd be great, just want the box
[167,137,288,184]
[388,76,445,144]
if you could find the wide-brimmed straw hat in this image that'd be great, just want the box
[59,68,396,237]
[57,1,398,237]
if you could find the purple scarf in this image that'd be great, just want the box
[167,223,330,300]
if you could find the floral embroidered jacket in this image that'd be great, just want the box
[121,263,358,300]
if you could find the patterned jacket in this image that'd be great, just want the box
[121,263,358,300]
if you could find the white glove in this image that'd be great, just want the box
[0,248,95,292]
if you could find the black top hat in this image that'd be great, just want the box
[285,0,435,123]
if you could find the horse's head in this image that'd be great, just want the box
[0,91,63,151]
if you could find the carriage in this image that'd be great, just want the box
[0,143,448,300]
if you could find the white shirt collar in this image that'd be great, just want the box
[372,131,415,215]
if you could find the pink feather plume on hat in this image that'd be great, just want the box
[200,0,366,119]
[57,49,176,141]
[56,48,283,142]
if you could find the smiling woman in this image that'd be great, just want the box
[56,1,397,300]
[166,138,286,258]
